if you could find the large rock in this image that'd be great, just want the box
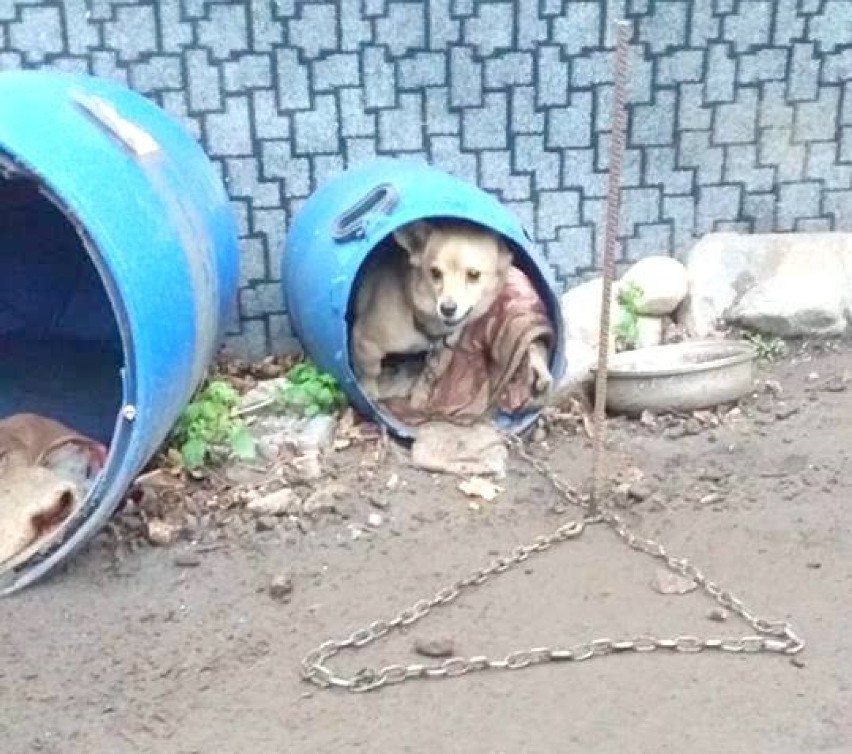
[554,337,597,398]
[633,316,664,349]
[728,237,852,337]
[621,256,689,316]
[559,278,664,395]
[679,232,852,338]
[561,277,619,354]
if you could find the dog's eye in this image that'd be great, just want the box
[466,269,481,283]
[430,267,443,282]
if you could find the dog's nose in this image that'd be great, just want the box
[440,301,457,318]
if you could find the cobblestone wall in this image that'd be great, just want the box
[1,0,850,358]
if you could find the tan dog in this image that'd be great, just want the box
[0,413,107,570]
[352,219,554,402]
[352,219,514,398]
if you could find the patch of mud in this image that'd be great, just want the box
[2,341,851,754]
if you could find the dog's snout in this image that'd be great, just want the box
[440,301,458,318]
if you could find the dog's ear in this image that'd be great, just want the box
[393,221,432,265]
[497,240,514,273]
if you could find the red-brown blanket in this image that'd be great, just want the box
[382,266,554,425]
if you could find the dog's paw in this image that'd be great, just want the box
[532,364,553,395]
[528,346,553,396]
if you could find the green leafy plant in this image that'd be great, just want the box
[741,330,786,362]
[170,379,257,470]
[276,362,347,417]
[614,282,645,352]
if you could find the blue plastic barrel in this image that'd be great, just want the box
[283,157,565,439]
[0,71,239,594]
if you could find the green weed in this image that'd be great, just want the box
[614,282,645,352]
[170,379,257,470]
[276,362,347,418]
[741,330,786,361]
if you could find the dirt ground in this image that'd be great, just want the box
[1,342,850,754]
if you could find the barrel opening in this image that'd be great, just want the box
[0,158,124,446]
[345,216,561,435]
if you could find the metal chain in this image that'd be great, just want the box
[299,19,803,693]
[299,436,805,693]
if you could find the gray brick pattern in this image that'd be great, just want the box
[1,0,850,358]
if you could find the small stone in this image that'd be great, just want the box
[790,657,806,669]
[367,512,383,528]
[762,379,783,397]
[821,374,849,393]
[531,426,547,443]
[458,476,502,501]
[290,452,324,482]
[255,516,277,532]
[692,410,719,427]
[303,483,347,516]
[651,569,698,595]
[639,410,657,429]
[647,495,667,512]
[664,425,687,440]
[699,467,725,483]
[684,418,701,435]
[173,553,201,568]
[699,492,723,506]
[627,482,653,502]
[247,488,298,516]
[367,495,389,510]
[724,406,742,421]
[707,608,728,622]
[146,519,178,546]
[414,637,455,658]
[774,403,800,421]
[754,394,775,414]
[269,574,293,601]
[293,415,338,455]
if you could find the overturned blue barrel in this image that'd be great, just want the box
[0,71,239,594]
[283,157,565,439]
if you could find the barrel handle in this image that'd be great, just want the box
[332,183,399,242]
[71,91,161,159]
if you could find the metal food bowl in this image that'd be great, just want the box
[595,340,758,416]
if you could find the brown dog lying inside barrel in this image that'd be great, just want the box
[0,413,107,571]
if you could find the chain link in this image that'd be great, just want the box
[298,436,805,693]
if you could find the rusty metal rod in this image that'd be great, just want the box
[590,20,631,512]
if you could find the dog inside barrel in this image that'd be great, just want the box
[350,217,555,428]
[0,167,114,575]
